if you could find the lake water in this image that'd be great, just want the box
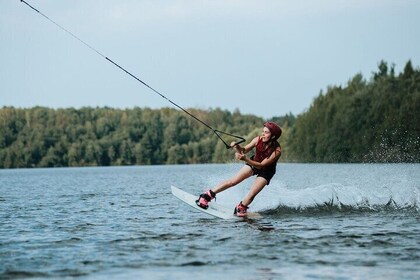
[1,163,419,279]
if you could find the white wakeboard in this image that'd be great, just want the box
[171,185,261,220]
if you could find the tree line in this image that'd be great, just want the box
[0,60,418,168]
[0,107,273,168]
[289,60,419,163]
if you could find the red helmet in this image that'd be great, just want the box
[264,122,282,140]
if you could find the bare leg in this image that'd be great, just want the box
[241,177,268,207]
[212,165,253,194]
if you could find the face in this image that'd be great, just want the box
[261,127,272,142]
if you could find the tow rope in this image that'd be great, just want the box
[20,0,245,149]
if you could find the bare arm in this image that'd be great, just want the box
[236,145,281,169]
[230,136,259,154]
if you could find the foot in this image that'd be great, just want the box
[196,190,216,209]
[234,201,248,217]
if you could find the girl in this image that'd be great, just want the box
[196,122,282,216]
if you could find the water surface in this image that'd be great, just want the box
[1,164,419,279]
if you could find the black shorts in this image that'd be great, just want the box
[246,163,276,185]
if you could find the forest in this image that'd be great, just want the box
[289,60,419,163]
[0,60,419,168]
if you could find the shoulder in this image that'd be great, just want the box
[275,142,282,156]
[251,136,260,144]
[246,136,260,149]
[271,141,281,155]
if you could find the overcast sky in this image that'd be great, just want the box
[1,0,419,119]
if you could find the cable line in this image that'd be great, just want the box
[20,0,245,149]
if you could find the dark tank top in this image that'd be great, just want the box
[252,137,281,171]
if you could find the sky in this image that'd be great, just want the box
[1,0,419,119]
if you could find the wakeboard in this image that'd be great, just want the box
[171,185,261,220]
